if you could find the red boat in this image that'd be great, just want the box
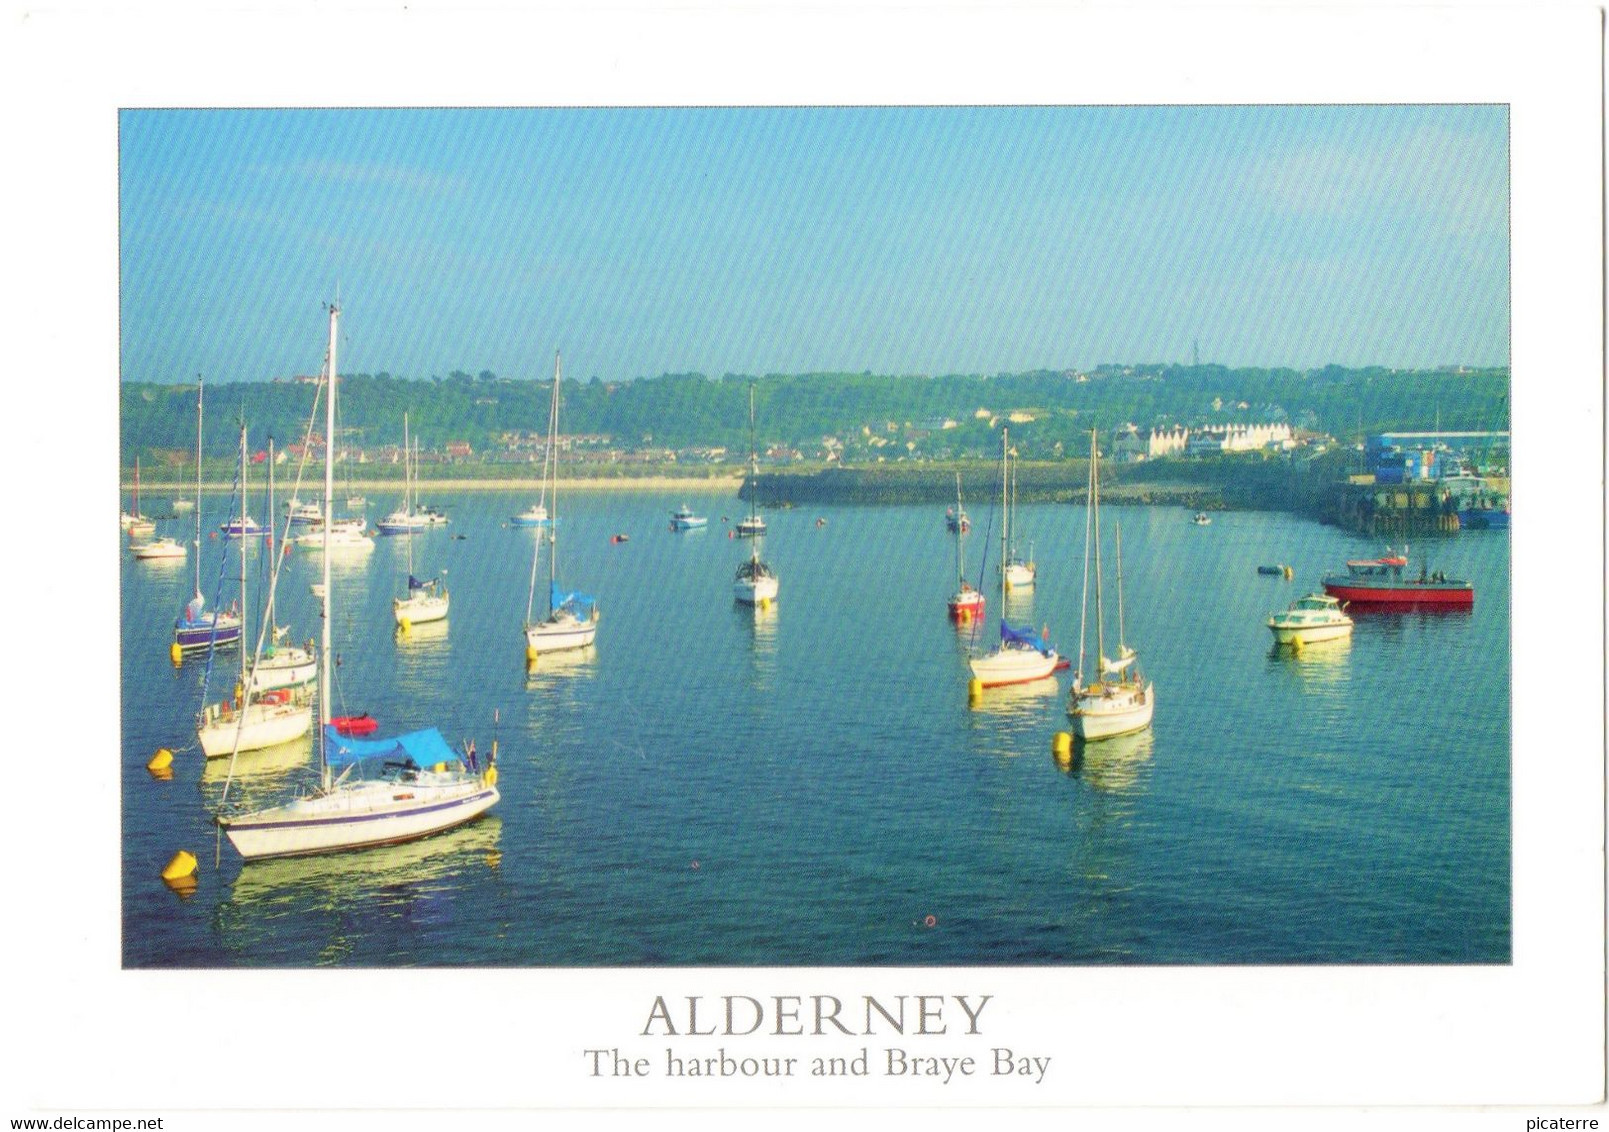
[1321,549,1473,608]
[947,583,986,623]
[331,713,379,736]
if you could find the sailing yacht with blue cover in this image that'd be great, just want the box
[525,352,599,656]
[967,427,1057,686]
[217,300,498,861]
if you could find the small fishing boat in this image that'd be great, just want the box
[1192,512,1212,525]
[1321,547,1474,608]
[670,504,707,531]
[1268,593,1354,645]
[283,497,323,525]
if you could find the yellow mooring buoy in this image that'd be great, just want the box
[161,851,198,882]
[1052,732,1073,760]
[147,749,173,773]
[398,617,412,633]
[967,678,983,703]
[169,642,183,666]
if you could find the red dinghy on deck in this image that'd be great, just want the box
[1321,548,1474,609]
[331,714,379,737]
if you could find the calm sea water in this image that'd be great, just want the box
[120,489,1510,967]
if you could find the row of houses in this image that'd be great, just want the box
[1111,422,1295,461]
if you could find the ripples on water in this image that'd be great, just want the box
[122,492,1510,967]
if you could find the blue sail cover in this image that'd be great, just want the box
[551,581,596,615]
[324,725,461,770]
[1000,620,1052,654]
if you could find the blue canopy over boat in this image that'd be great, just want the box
[999,620,1053,654]
[552,581,596,616]
[325,725,460,769]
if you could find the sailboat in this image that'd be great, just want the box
[376,415,428,535]
[966,426,1058,687]
[288,375,373,554]
[393,517,450,627]
[130,452,187,559]
[734,385,768,540]
[247,437,318,691]
[733,384,779,605]
[1067,429,1154,741]
[174,377,244,653]
[196,425,315,759]
[1001,440,1035,591]
[217,300,499,861]
[947,474,985,622]
[524,352,598,654]
[121,458,156,538]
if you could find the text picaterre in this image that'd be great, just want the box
[640,994,992,1037]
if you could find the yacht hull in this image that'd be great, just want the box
[223,780,499,860]
[1069,681,1155,741]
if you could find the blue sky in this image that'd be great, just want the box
[119,105,1509,383]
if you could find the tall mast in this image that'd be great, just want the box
[748,383,760,563]
[1093,428,1105,666]
[320,302,338,779]
[1115,521,1127,654]
[548,353,561,612]
[237,423,249,687]
[1077,430,1095,684]
[193,377,204,599]
[999,427,1009,602]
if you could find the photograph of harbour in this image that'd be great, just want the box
[118,103,1516,969]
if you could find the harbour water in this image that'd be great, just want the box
[120,490,1510,967]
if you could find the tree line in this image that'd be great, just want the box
[119,364,1510,469]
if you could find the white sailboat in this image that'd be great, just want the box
[217,300,499,861]
[733,384,778,605]
[947,473,985,622]
[967,426,1058,687]
[1068,429,1154,741]
[376,415,428,535]
[196,425,315,759]
[1002,438,1036,591]
[173,377,244,653]
[393,521,450,627]
[524,352,598,654]
[121,458,156,538]
[247,437,318,692]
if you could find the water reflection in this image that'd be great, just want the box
[524,644,599,687]
[1056,728,1155,794]
[739,602,778,691]
[1266,635,1353,691]
[218,817,505,964]
[199,734,316,811]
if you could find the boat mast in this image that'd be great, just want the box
[999,426,1009,603]
[320,302,338,787]
[1076,429,1094,685]
[237,422,250,689]
[193,377,204,600]
[954,474,965,586]
[1093,429,1106,668]
[1115,520,1127,656]
[748,382,761,565]
[548,352,561,615]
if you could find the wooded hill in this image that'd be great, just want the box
[119,363,1510,468]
